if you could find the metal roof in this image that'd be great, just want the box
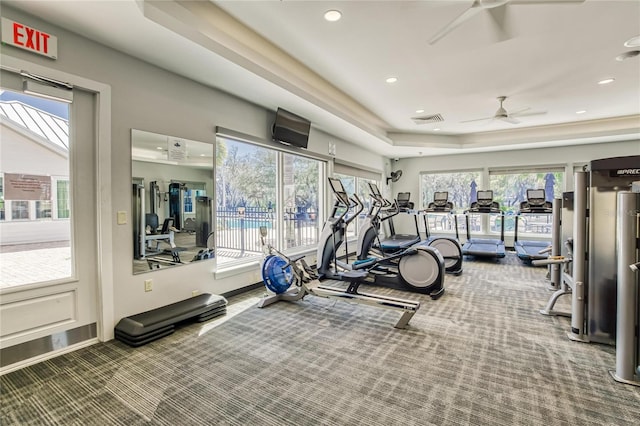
[0,100,69,151]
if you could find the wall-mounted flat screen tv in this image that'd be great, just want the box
[272,107,311,149]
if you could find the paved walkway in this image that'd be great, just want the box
[0,247,72,289]
[1,246,257,289]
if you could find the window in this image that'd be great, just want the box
[0,89,71,288]
[215,135,326,266]
[57,180,70,219]
[420,170,483,233]
[282,153,321,250]
[332,173,381,240]
[489,168,564,234]
[11,201,30,220]
[333,173,358,239]
[36,200,52,219]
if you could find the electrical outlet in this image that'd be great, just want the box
[191,290,200,297]
[144,279,153,292]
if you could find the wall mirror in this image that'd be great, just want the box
[132,129,214,274]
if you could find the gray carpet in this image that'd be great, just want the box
[2,253,640,425]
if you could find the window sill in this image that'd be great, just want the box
[213,261,261,280]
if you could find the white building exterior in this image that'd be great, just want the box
[0,100,70,245]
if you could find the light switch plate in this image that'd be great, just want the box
[117,211,127,225]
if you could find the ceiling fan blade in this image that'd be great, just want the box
[507,107,531,116]
[511,0,585,4]
[512,110,547,118]
[487,4,513,42]
[501,116,521,124]
[461,115,494,123]
[429,1,484,45]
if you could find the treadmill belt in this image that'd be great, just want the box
[462,239,506,258]
[515,240,550,261]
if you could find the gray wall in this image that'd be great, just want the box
[0,6,385,327]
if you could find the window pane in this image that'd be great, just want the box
[0,90,71,288]
[420,170,482,233]
[489,170,563,235]
[283,154,321,250]
[11,201,30,220]
[333,173,357,239]
[36,200,52,219]
[57,180,70,218]
[216,138,276,265]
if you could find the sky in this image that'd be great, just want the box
[0,89,69,120]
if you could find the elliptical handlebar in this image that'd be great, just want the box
[346,194,365,226]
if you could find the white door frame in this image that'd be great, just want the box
[1,54,114,343]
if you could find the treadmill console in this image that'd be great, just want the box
[396,192,414,211]
[425,191,454,212]
[519,189,552,213]
[469,190,500,213]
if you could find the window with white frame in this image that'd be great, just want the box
[420,170,483,234]
[334,163,381,240]
[215,134,326,266]
[488,167,564,235]
[56,180,70,219]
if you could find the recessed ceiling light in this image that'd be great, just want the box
[624,35,640,48]
[416,109,425,114]
[576,110,587,114]
[156,146,163,150]
[200,154,205,157]
[597,78,615,85]
[433,128,441,131]
[324,10,342,22]
[386,77,398,84]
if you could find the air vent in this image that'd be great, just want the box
[411,113,444,125]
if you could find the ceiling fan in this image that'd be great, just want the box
[428,0,585,45]
[461,96,546,125]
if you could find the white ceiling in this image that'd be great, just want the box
[4,0,640,158]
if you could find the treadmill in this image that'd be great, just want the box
[368,183,420,252]
[422,192,464,275]
[461,190,506,259]
[514,189,553,263]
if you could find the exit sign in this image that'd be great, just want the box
[1,17,57,59]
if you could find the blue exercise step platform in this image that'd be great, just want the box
[114,293,227,347]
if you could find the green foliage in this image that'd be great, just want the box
[216,139,320,211]
[421,171,482,211]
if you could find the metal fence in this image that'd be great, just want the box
[215,207,318,256]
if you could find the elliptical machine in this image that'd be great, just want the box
[257,193,422,328]
[322,178,445,299]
